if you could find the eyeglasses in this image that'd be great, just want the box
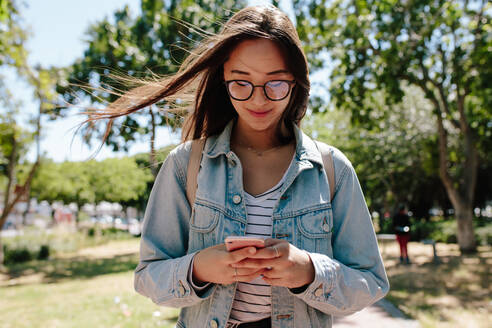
[224,80,296,101]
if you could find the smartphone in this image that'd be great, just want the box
[225,236,267,251]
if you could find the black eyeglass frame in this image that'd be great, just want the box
[224,79,296,101]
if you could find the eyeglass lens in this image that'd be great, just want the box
[227,80,291,100]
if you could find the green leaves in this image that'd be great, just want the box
[0,0,28,68]
[30,157,153,207]
[305,84,441,216]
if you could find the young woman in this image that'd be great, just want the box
[95,5,389,328]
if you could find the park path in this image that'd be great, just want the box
[333,298,420,328]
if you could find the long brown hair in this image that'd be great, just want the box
[87,5,310,142]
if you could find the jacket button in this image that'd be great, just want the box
[210,319,218,328]
[314,287,323,297]
[226,151,236,166]
[322,223,331,232]
[178,280,185,296]
[233,195,242,204]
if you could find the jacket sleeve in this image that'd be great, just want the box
[134,145,216,308]
[289,149,389,316]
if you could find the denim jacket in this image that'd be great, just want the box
[134,121,389,328]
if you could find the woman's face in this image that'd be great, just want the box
[223,38,294,135]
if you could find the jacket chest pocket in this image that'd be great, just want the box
[295,206,333,254]
[189,202,221,252]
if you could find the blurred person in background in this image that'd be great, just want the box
[393,205,411,264]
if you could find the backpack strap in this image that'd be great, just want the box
[186,138,205,206]
[315,141,336,202]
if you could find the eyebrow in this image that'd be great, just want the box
[230,69,290,75]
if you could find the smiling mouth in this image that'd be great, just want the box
[247,109,272,117]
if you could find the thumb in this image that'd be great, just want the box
[228,246,257,263]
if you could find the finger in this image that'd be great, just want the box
[235,272,264,283]
[246,245,281,259]
[227,246,257,263]
[232,267,264,283]
[232,258,279,269]
[263,238,283,247]
[259,267,283,279]
[234,267,264,276]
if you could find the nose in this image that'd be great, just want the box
[250,86,269,105]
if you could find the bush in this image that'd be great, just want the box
[2,244,51,264]
[101,227,120,235]
[409,219,439,241]
[3,245,32,264]
[429,220,457,244]
[38,245,50,260]
[407,216,491,245]
[475,224,492,245]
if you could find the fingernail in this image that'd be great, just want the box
[248,248,255,254]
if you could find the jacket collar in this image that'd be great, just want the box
[204,120,323,166]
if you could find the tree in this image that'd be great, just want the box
[0,0,62,230]
[29,160,95,223]
[0,112,35,227]
[30,157,153,223]
[58,0,246,176]
[0,0,26,67]
[0,0,34,265]
[90,157,153,206]
[304,85,442,219]
[295,0,491,252]
[0,109,37,265]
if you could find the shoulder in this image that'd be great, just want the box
[315,140,353,173]
[154,141,193,187]
[168,140,193,167]
[312,140,358,196]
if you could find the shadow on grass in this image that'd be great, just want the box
[2,253,139,286]
[385,251,491,317]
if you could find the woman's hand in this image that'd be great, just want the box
[192,244,267,285]
[231,239,315,289]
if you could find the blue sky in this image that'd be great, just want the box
[9,0,302,162]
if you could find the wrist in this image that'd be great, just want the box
[303,251,315,286]
[192,252,207,286]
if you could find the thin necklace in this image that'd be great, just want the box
[233,141,292,157]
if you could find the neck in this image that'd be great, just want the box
[232,120,290,151]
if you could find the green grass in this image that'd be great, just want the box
[2,225,135,258]
[1,271,180,328]
[0,239,179,328]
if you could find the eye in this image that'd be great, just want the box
[235,80,251,87]
[267,80,284,87]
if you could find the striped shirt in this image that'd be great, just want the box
[228,174,287,324]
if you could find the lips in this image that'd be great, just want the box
[247,108,272,117]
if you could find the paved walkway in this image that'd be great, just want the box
[333,298,420,328]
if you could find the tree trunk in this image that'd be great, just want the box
[454,203,476,253]
[22,186,31,226]
[435,109,477,253]
[0,236,4,268]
